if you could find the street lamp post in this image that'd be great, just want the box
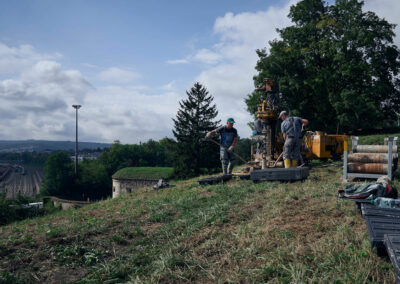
[72,105,82,176]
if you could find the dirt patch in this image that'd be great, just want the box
[42,266,88,284]
[197,191,217,198]
[141,222,162,232]
[261,196,364,245]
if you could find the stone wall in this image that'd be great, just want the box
[45,196,91,210]
[112,178,158,198]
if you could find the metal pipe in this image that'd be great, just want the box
[347,163,389,174]
[351,136,358,153]
[200,138,249,165]
[272,152,283,167]
[355,145,397,153]
[75,108,78,175]
[347,153,398,163]
[72,105,81,176]
[388,137,393,180]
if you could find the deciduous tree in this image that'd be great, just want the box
[41,152,74,198]
[246,0,400,133]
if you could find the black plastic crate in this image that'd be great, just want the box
[384,234,400,283]
[250,167,309,182]
[364,215,400,248]
[361,203,400,219]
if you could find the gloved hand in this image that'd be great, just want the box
[228,145,234,152]
[205,132,212,138]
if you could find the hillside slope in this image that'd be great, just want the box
[1,164,399,283]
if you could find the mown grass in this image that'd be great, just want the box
[0,164,399,283]
[358,133,400,146]
[112,167,174,180]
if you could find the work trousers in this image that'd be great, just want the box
[220,147,235,175]
[283,137,302,161]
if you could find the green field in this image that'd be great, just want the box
[358,133,400,146]
[1,133,400,283]
[112,167,174,180]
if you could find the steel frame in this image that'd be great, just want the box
[343,136,398,182]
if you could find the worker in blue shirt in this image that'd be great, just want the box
[206,118,238,175]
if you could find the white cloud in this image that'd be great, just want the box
[98,67,141,84]
[0,42,182,143]
[193,49,222,64]
[0,58,92,140]
[161,80,176,91]
[166,58,189,65]
[81,86,183,143]
[0,43,61,76]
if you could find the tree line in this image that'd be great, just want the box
[40,138,177,200]
[40,138,252,200]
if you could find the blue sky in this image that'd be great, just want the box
[0,0,398,143]
[0,0,284,87]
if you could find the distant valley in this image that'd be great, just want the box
[0,140,111,152]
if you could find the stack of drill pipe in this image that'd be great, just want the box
[354,145,397,153]
[347,163,389,174]
[348,144,398,174]
[348,153,398,163]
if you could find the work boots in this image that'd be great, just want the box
[284,159,298,168]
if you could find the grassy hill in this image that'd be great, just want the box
[1,163,399,283]
[1,133,400,283]
[112,167,174,180]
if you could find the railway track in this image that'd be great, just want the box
[0,164,44,198]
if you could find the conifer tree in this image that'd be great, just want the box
[173,82,220,177]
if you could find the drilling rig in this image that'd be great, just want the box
[245,78,284,171]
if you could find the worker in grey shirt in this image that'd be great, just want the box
[279,111,308,168]
[206,118,238,175]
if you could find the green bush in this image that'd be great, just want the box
[0,193,44,226]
